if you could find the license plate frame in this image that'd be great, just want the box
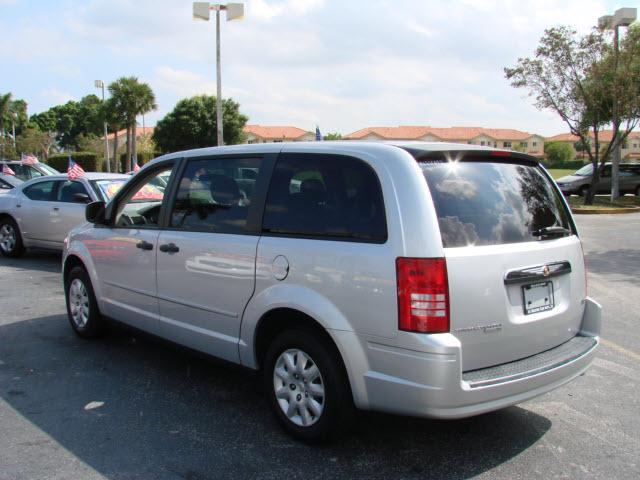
[522,281,554,315]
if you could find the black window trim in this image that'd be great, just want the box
[105,158,180,230]
[160,152,277,236]
[260,152,389,244]
[21,178,61,202]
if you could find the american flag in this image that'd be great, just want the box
[21,153,39,165]
[67,156,85,180]
[2,164,15,176]
[133,161,140,172]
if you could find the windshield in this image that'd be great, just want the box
[574,164,593,176]
[91,179,128,201]
[419,160,573,247]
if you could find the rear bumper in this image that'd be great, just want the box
[342,297,601,419]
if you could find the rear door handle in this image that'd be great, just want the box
[136,240,154,251]
[159,243,179,253]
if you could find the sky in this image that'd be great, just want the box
[0,0,631,137]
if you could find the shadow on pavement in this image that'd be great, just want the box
[586,249,640,286]
[0,250,62,274]
[0,315,551,480]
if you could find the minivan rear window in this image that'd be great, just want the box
[419,160,573,247]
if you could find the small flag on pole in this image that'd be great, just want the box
[315,126,322,141]
[2,164,15,176]
[21,153,39,165]
[67,156,85,180]
[133,161,140,172]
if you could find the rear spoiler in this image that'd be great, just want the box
[401,148,540,166]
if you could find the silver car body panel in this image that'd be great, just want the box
[64,142,601,419]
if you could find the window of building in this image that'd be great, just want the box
[521,142,528,148]
[170,157,261,234]
[263,154,387,242]
[503,142,512,148]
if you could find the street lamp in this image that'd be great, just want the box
[193,2,244,147]
[598,7,637,200]
[94,80,111,173]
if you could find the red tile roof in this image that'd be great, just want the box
[106,126,155,141]
[344,126,539,141]
[547,130,640,143]
[243,125,311,140]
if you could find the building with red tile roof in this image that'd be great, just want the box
[243,125,315,143]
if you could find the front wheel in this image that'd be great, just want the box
[263,329,355,442]
[0,217,25,258]
[65,266,106,338]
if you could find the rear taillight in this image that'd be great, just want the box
[396,257,449,333]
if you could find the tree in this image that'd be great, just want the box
[108,77,157,171]
[574,138,591,160]
[505,27,621,205]
[16,127,56,159]
[323,132,342,140]
[0,92,12,157]
[153,95,248,153]
[544,141,574,166]
[102,97,127,173]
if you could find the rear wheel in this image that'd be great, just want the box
[579,185,590,197]
[65,266,105,338]
[263,329,354,442]
[0,217,24,258]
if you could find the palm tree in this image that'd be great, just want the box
[102,97,126,172]
[108,77,156,171]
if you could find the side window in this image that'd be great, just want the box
[11,165,31,180]
[22,180,57,201]
[28,167,44,179]
[169,157,261,233]
[263,154,387,242]
[115,166,173,228]
[56,181,90,203]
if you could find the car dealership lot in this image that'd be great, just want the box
[0,214,639,480]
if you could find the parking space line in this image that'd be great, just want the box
[601,338,640,363]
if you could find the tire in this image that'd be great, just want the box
[65,266,105,338]
[579,185,590,197]
[262,329,355,443]
[0,217,25,258]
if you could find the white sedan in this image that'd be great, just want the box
[0,172,130,257]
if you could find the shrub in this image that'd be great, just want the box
[47,152,101,172]
[544,141,574,166]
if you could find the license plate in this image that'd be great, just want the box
[522,281,554,315]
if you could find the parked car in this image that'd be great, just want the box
[0,160,59,181]
[555,162,640,196]
[62,142,601,441]
[0,173,130,257]
[0,173,23,193]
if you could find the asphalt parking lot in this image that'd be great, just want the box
[1,213,639,480]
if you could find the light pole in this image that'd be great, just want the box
[94,80,111,173]
[193,2,244,147]
[598,7,637,200]
[11,112,16,148]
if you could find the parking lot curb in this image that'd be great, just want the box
[571,207,640,215]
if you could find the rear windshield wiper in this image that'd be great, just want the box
[531,226,572,238]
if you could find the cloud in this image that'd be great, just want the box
[40,89,76,105]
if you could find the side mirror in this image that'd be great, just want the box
[86,201,107,224]
[73,192,91,203]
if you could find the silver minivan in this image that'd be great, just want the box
[62,142,601,441]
